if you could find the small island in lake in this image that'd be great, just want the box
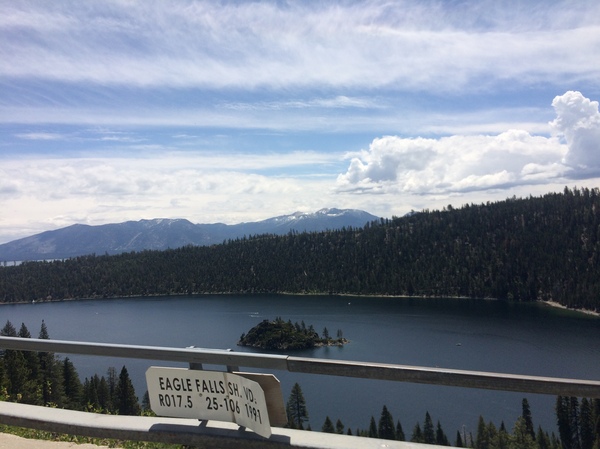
[238,317,348,350]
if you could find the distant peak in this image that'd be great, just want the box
[315,208,344,216]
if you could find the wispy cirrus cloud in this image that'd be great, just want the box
[2,1,599,92]
[2,0,599,136]
[222,96,382,111]
[14,132,68,141]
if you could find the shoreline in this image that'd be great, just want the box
[1,293,598,318]
[539,299,600,317]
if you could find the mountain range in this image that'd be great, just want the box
[0,208,379,262]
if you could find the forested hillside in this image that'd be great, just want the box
[1,187,599,311]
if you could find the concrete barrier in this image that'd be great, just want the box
[0,402,441,449]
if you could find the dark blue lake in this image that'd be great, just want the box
[1,295,599,439]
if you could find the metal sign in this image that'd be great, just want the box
[145,366,272,438]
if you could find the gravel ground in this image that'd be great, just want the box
[0,432,114,449]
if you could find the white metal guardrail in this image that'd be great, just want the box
[1,336,599,397]
[0,336,599,448]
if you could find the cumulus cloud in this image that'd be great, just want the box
[550,91,600,174]
[342,136,436,184]
[336,99,599,194]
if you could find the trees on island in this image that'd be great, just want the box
[238,317,347,350]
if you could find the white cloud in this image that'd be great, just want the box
[222,96,382,111]
[337,124,569,195]
[0,149,344,243]
[550,91,600,174]
[341,136,436,184]
[338,91,600,195]
[15,132,67,141]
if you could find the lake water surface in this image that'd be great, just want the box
[1,295,599,439]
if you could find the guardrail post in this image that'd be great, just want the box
[186,346,203,370]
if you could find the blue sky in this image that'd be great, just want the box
[1,0,600,244]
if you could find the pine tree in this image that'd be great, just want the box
[511,416,538,449]
[38,320,49,339]
[84,374,113,413]
[436,420,450,446]
[593,399,600,449]
[17,322,41,404]
[322,416,334,433]
[107,366,118,408]
[82,376,100,411]
[1,320,29,401]
[522,398,535,439]
[115,366,140,415]
[537,426,552,449]
[580,398,594,449]
[411,422,424,443]
[557,396,573,449]
[423,411,436,444]
[17,323,31,338]
[368,416,378,438]
[335,419,345,434]
[551,432,562,449]
[286,383,309,429]
[1,320,17,337]
[97,375,112,412]
[593,399,600,429]
[488,421,499,449]
[456,430,464,447]
[141,390,151,412]
[496,422,511,449]
[570,397,582,449]
[378,405,396,440]
[476,415,490,449]
[396,420,406,441]
[38,320,64,407]
[62,357,82,410]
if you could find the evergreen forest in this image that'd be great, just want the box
[0,320,141,416]
[285,382,600,449]
[1,187,600,312]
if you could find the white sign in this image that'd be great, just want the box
[145,366,272,438]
